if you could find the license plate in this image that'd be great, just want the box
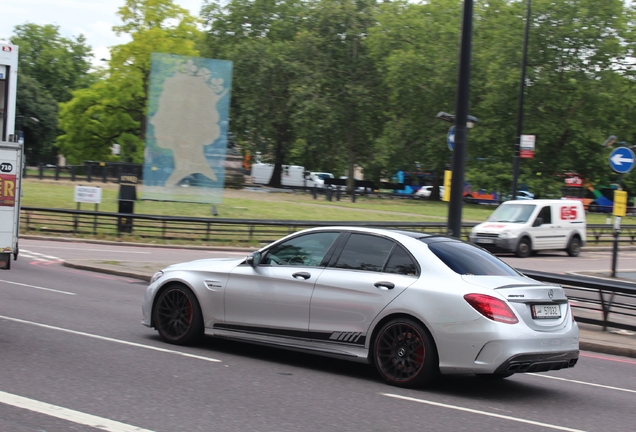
[532,304,561,319]
[476,238,494,244]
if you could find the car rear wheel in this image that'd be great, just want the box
[515,237,532,258]
[566,236,581,257]
[373,318,438,388]
[153,284,203,345]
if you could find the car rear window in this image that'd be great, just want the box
[424,240,520,276]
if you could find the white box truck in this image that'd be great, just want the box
[0,141,23,270]
[251,163,332,188]
[469,199,586,258]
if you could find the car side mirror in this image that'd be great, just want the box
[246,252,262,268]
[533,217,543,227]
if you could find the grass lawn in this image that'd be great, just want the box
[20,178,627,225]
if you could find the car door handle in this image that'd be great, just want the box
[374,281,395,290]
[292,272,311,280]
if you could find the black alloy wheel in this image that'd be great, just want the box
[373,319,438,388]
[154,285,203,345]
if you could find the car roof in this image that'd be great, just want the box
[301,226,462,244]
[502,199,580,206]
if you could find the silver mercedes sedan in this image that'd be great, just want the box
[142,227,579,388]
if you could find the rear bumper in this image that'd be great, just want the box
[494,350,579,374]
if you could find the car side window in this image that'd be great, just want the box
[536,206,552,225]
[334,234,394,272]
[384,246,418,276]
[262,232,339,266]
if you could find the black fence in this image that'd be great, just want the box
[28,162,143,183]
[521,269,636,332]
[19,207,636,247]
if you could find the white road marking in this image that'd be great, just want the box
[381,393,587,432]
[21,246,152,254]
[19,255,50,261]
[0,280,76,295]
[0,315,222,363]
[529,373,636,393]
[0,390,153,432]
[20,250,63,260]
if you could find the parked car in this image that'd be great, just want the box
[308,172,335,188]
[502,190,535,201]
[143,227,579,388]
[414,186,445,199]
[339,176,374,193]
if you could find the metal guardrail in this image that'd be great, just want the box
[20,207,464,245]
[520,269,636,332]
[19,207,636,246]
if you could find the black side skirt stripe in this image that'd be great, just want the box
[214,323,366,346]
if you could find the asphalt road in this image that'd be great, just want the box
[1,239,635,431]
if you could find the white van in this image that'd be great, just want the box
[251,163,334,188]
[469,199,586,258]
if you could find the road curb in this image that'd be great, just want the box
[21,234,256,253]
[63,261,152,282]
[579,341,636,359]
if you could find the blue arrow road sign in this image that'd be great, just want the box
[447,126,455,151]
[609,147,635,174]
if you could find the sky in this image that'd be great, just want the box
[0,0,206,64]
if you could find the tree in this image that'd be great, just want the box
[15,75,58,164]
[10,23,94,163]
[10,23,94,103]
[57,0,201,163]
[201,0,309,188]
[367,0,462,193]
[291,0,385,192]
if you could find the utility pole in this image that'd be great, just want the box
[511,0,532,201]
[447,0,474,239]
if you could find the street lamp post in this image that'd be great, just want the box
[446,0,475,239]
[511,0,532,201]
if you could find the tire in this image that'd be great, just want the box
[153,284,204,345]
[566,236,581,257]
[515,237,532,258]
[589,204,599,213]
[372,318,438,388]
[464,194,473,203]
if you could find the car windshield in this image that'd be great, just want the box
[423,240,520,276]
[488,204,536,223]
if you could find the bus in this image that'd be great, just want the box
[561,173,631,213]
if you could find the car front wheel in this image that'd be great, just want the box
[373,318,438,388]
[515,237,532,258]
[153,284,203,345]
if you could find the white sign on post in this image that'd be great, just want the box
[74,186,102,204]
[520,134,536,158]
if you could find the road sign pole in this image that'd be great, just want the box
[612,227,619,278]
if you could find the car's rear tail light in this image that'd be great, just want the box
[464,294,519,324]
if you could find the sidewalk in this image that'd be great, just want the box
[63,258,636,360]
